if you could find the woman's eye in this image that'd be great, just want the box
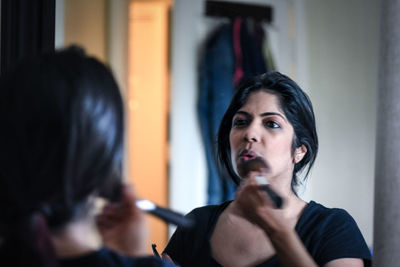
[232,118,248,127]
[264,120,280,129]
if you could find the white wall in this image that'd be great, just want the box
[107,0,129,96]
[169,0,378,246]
[55,0,64,49]
[169,0,207,215]
[303,0,379,247]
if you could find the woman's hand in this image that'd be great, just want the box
[231,174,290,236]
[231,175,320,267]
[96,184,149,256]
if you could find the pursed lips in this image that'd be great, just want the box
[238,150,259,161]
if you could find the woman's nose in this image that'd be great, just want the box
[243,124,259,142]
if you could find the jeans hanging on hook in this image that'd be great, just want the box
[198,23,237,204]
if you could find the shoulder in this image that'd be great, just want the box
[300,201,367,242]
[188,201,231,215]
[163,201,231,265]
[300,201,357,230]
[60,247,175,267]
[168,201,231,240]
[186,201,231,223]
[298,201,371,266]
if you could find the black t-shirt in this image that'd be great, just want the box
[60,247,176,267]
[164,201,372,266]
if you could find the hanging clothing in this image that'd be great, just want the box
[233,18,244,87]
[198,19,274,204]
[239,19,268,84]
[198,23,237,204]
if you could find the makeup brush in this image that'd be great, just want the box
[101,182,195,229]
[240,157,284,209]
[136,199,195,229]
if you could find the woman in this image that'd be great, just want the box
[0,47,175,267]
[163,72,371,266]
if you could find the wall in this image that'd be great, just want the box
[64,0,107,62]
[108,0,129,95]
[303,0,379,246]
[169,0,207,216]
[55,0,64,49]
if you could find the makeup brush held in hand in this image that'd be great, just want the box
[136,199,195,229]
[101,183,195,229]
[240,157,284,209]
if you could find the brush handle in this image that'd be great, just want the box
[136,200,194,229]
[149,206,194,229]
[259,185,283,209]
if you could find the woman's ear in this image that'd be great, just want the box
[294,144,307,163]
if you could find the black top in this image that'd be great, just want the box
[60,247,176,267]
[164,201,372,266]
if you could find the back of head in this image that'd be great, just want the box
[0,47,124,266]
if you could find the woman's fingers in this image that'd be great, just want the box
[96,183,150,256]
[120,184,137,205]
[238,174,274,206]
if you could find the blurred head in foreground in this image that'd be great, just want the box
[0,47,124,266]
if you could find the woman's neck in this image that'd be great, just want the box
[51,217,102,259]
[282,193,307,223]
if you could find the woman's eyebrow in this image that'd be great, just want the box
[235,110,251,117]
[235,110,287,122]
[260,112,287,122]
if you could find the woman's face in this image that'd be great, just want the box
[229,90,305,183]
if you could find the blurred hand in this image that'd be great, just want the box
[96,184,149,256]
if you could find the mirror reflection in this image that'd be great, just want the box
[53,0,377,257]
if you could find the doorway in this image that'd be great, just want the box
[127,0,172,250]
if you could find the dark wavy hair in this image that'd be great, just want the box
[0,47,124,267]
[217,71,318,193]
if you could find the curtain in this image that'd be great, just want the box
[1,0,55,75]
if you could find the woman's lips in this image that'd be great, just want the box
[239,150,258,162]
[241,155,255,161]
